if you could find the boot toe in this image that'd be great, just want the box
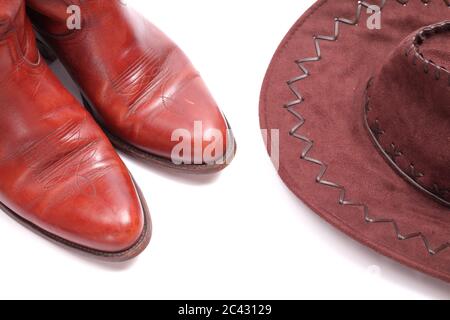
[128,75,232,166]
[50,173,145,254]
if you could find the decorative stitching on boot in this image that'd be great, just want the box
[283,0,450,255]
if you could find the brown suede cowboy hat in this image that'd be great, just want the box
[260,0,450,282]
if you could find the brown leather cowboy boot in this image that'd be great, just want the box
[27,0,236,173]
[0,0,151,261]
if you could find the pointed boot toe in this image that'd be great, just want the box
[39,157,149,256]
[115,73,234,171]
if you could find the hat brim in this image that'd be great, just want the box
[260,0,450,282]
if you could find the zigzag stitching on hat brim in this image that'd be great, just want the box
[284,0,450,256]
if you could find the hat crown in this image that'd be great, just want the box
[365,22,450,207]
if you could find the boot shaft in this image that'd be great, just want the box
[0,0,25,35]
[26,0,81,35]
[0,0,38,69]
[26,0,127,36]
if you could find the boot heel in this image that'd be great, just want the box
[36,38,57,63]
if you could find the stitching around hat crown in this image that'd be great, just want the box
[365,21,450,207]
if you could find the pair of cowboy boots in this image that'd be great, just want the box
[0,0,235,260]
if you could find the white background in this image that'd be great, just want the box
[0,0,449,300]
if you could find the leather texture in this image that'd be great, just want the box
[27,0,230,164]
[366,23,450,205]
[0,0,145,254]
[260,0,450,283]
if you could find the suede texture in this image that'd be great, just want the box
[260,0,450,283]
[367,23,450,205]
